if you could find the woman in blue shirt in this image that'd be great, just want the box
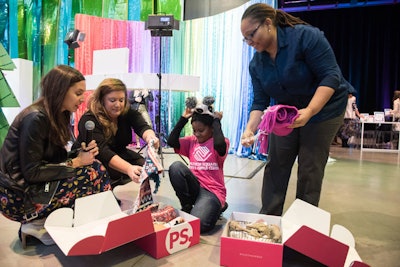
[240,3,348,215]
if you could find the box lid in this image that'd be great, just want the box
[45,191,154,256]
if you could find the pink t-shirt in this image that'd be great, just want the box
[175,135,229,206]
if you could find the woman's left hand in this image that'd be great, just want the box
[290,107,313,128]
[150,137,160,150]
[82,140,98,152]
[76,140,99,165]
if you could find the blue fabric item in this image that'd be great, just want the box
[249,24,348,122]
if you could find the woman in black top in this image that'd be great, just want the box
[0,65,110,248]
[74,78,159,187]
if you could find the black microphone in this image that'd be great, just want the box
[84,120,95,147]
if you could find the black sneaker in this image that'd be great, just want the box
[181,204,192,214]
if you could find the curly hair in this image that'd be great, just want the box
[191,112,214,126]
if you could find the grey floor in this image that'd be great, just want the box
[0,145,399,267]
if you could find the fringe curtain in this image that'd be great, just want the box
[1,0,274,155]
[74,0,275,155]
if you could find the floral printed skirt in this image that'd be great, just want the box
[0,160,111,223]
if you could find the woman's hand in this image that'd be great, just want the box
[76,140,99,166]
[241,129,255,147]
[127,165,142,183]
[143,130,160,150]
[290,107,313,128]
[81,140,98,152]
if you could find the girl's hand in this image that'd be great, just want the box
[214,111,223,120]
[182,107,193,119]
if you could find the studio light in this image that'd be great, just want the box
[64,29,86,49]
[145,15,180,36]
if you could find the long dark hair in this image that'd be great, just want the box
[241,3,307,27]
[393,90,400,101]
[35,65,85,146]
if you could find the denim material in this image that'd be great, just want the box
[169,161,222,233]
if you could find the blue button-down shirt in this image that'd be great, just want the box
[249,24,348,122]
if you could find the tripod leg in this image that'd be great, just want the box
[158,146,166,177]
[178,154,188,165]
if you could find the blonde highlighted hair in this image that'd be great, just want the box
[87,78,130,139]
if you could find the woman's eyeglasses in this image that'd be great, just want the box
[243,23,263,43]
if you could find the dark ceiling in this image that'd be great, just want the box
[279,0,398,12]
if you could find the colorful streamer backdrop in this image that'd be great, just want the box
[0,0,274,155]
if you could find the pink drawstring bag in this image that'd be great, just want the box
[257,104,299,154]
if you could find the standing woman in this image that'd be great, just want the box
[240,3,348,215]
[74,78,159,187]
[0,65,111,248]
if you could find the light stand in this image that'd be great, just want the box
[64,29,86,66]
[64,29,85,143]
[145,15,180,172]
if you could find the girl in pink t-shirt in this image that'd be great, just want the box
[167,97,230,233]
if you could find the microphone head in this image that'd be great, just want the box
[84,120,95,131]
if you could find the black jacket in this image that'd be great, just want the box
[0,105,76,212]
[73,109,152,169]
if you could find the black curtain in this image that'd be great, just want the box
[289,4,400,113]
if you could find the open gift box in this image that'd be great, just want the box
[44,190,154,256]
[220,199,369,267]
[135,210,200,259]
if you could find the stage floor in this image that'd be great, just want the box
[0,145,398,267]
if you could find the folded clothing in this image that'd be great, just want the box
[258,105,299,154]
[151,205,178,223]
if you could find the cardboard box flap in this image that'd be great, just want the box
[331,224,363,266]
[101,212,154,252]
[45,191,154,256]
[349,261,371,267]
[331,224,355,248]
[44,207,74,227]
[73,190,122,227]
[282,199,330,242]
[284,225,349,267]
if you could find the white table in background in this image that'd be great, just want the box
[360,121,400,153]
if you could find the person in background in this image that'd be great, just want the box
[338,92,363,147]
[73,78,159,188]
[240,3,348,216]
[128,89,154,149]
[0,65,111,248]
[167,96,229,233]
[391,90,400,121]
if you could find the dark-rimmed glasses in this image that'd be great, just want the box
[242,23,263,43]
